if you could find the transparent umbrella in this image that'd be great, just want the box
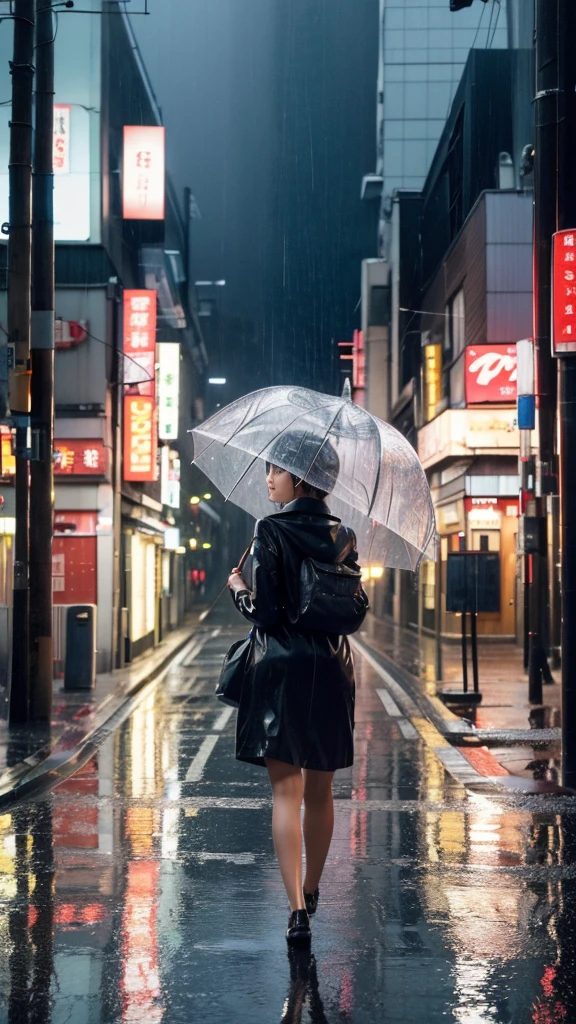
[190,385,436,571]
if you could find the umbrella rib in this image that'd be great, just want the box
[367,422,383,518]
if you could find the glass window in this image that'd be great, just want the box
[403,64,431,83]
[405,7,429,30]
[383,146,404,177]
[404,83,425,118]
[384,120,404,141]
[385,8,404,29]
[384,30,405,53]
[427,82,453,120]
[384,64,404,83]
[405,27,430,50]
[404,140,428,173]
[384,83,405,119]
[404,120,431,140]
[428,65,456,82]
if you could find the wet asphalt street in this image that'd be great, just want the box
[2,602,576,1023]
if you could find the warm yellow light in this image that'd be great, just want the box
[203,493,212,500]
[175,545,186,554]
[202,542,212,550]
[189,538,198,549]
[190,496,201,505]
[370,566,384,579]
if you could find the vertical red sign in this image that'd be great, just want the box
[123,289,157,396]
[123,125,166,220]
[552,229,576,354]
[124,396,157,482]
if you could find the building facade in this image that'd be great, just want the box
[361,2,537,643]
[0,4,207,674]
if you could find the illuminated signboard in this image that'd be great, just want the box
[552,229,576,355]
[124,396,157,482]
[465,345,517,404]
[53,104,71,174]
[160,446,181,508]
[123,125,166,221]
[0,427,14,477]
[423,344,442,421]
[158,343,180,440]
[54,439,108,476]
[124,290,157,396]
[0,105,90,240]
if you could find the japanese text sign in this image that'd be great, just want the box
[158,343,180,440]
[124,396,157,482]
[54,439,108,476]
[53,105,70,175]
[552,230,576,355]
[465,345,517,404]
[123,125,166,220]
[123,289,157,397]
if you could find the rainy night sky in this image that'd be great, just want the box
[133,0,378,399]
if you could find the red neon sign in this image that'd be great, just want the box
[123,125,165,220]
[552,229,576,355]
[54,439,108,476]
[124,289,157,396]
[124,395,157,482]
[465,345,517,404]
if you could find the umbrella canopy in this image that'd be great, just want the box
[190,386,436,571]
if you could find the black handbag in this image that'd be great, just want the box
[292,557,369,636]
[215,630,254,707]
[215,543,255,707]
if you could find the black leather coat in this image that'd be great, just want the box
[233,498,358,771]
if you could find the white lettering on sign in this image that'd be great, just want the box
[468,351,517,387]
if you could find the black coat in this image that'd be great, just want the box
[233,498,358,771]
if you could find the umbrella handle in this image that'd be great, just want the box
[237,542,253,572]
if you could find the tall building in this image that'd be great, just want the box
[360,0,536,634]
[373,0,508,238]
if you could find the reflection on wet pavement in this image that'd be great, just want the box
[1,621,576,1022]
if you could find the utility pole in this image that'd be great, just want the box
[8,0,35,724]
[528,0,558,705]
[29,0,55,721]
[557,0,576,788]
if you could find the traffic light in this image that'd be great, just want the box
[450,0,488,11]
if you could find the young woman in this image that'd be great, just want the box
[227,440,362,944]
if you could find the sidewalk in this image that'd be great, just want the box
[0,613,203,807]
[359,614,562,787]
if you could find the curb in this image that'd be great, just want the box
[351,634,574,799]
[0,625,206,809]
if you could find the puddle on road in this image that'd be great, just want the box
[1,638,576,1023]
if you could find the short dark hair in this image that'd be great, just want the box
[290,475,328,500]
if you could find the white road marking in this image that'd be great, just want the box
[213,706,234,732]
[376,687,418,739]
[397,719,419,740]
[351,637,420,715]
[376,688,402,717]
[185,734,220,783]
[191,852,256,865]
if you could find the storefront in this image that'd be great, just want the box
[418,408,527,642]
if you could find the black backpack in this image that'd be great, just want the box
[290,556,369,636]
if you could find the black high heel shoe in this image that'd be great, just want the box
[286,909,312,943]
[304,888,319,916]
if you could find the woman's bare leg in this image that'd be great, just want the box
[302,769,335,893]
[265,758,306,911]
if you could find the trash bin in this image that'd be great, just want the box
[64,605,97,690]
